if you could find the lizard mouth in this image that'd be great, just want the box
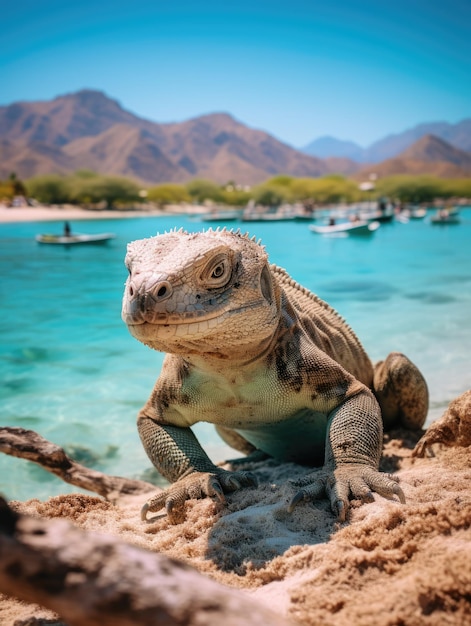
[123,300,268,327]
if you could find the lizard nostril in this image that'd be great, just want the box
[129,285,134,297]
[157,285,167,298]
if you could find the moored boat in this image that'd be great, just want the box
[309,220,380,236]
[198,209,242,222]
[430,209,460,225]
[36,232,116,245]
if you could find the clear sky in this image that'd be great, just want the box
[1,0,470,148]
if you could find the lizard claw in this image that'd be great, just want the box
[141,468,257,523]
[287,490,306,513]
[141,502,150,521]
[287,464,406,520]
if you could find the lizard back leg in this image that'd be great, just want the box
[215,425,271,465]
[215,424,257,455]
[373,351,428,430]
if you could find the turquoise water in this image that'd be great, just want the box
[1,211,470,501]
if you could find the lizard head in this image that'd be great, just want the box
[122,228,281,358]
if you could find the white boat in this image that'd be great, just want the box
[198,208,242,222]
[36,232,116,245]
[430,210,460,225]
[410,208,427,219]
[309,220,380,236]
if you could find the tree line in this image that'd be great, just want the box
[1,169,471,208]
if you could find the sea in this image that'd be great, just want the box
[1,210,470,502]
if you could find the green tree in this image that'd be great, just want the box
[26,175,71,204]
[252,185,287,206]
[185,179,224,204]
[219,187,252,206]
[375,176,442,203]
[290,176,358,205]
[70,175,140,208]
[147,183,190,205]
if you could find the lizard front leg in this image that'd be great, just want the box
[289,391,405,521]
[138,415,257,523]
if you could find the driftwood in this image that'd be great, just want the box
[0,498,293,626]
[413,389,471,457]
[0,427,156,500]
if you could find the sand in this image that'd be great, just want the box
[1,425,470,626]
[1,206,470,624]
[0,203,197,224]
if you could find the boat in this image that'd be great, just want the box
[309,220,380,236]
[430,210,460,225]
[410,208,427,219]
[36,232,116,245]
[198,208,242,222]
[396,207,427,222]
[241,212,296,222]
[241,203,302,222]
[359,209,394,223]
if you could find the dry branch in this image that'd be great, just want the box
[0,497,293,626]
[0,427,156,500]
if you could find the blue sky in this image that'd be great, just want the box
[1,0,470,147]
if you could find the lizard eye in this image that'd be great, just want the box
[211,262,225,278]
[200,253,232,288]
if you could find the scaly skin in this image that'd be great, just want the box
[122,228,428,523]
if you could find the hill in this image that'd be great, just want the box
[355,135,471,179]
[1,90,469,184]
[302,119,471,163]
[302,136,366,162]
[0,90,341,185]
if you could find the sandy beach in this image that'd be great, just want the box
[0,203,184,224]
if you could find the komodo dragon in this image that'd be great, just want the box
[122,228,428,523]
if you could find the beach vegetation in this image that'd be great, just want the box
[0,172,27,201]
[219,183,252,206]
[26,174,72,204]
[374,175,471,203]
[292,176,360,204]
[251,176,294,206]
[68,174,140,208]
[22,170,471,209]
[252,184,290,206]
[185,179,225,204]
[26,172,140,208]
[375,175,443,203]
[220,188,252,206]
[147,183,190,206]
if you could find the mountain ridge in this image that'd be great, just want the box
[0,90,334,184]
[302,119,471,163]
[0,90,469,184]
[354,134,471,179]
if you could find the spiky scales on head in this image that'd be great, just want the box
[122,228,281,358]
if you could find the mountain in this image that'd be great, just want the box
[355,135,471,179]
[0,90,339,185]
[1,90,468,183]
[302,136,365,162]
[399,134,471,166]
[0,89,160,146]
[62,124,186,183]
[302,119,471,163]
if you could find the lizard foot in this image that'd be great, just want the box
[141,469,258,524]
[288,463,405,522]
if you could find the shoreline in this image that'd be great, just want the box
[0,204,194,224]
